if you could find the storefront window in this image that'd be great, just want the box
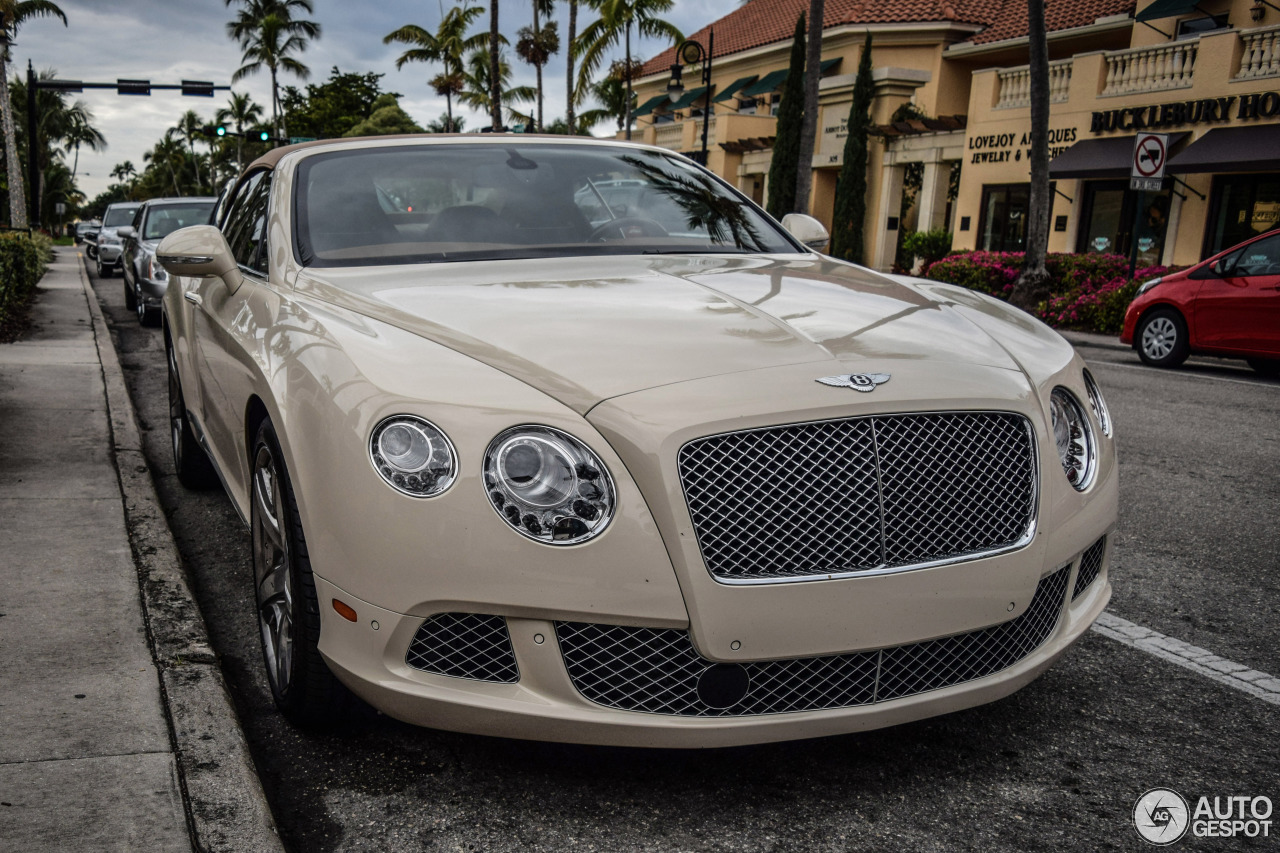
[1208,174,1280,254]
[1078,180,1171,266]
[978,184,1030,252]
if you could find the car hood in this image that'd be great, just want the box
[295,254,1023,414]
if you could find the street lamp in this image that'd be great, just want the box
[666,30,714,165]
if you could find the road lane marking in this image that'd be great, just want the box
[1092,611,1280,705]
[1083,357,1280,390]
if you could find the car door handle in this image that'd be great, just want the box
[184,291,203,307]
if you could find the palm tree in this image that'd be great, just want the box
[794,0,824,213]
[174,109,208,193]
[576,63,632,133]
[1012,0,1052,308]
[232,12,312,139]
[62,101,105,185]
[0,0,66,227]
[143,131,186,197]
[488,0,502,131]
[516,0,559,131]
[216,92,264,175]
[110,160,136,188]
[226,0,319,139]
[384,4,487,135]
[459,47,535,125]
[565,0,578,134]
[576,0,681,140]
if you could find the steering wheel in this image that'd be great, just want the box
[588,217,669,242]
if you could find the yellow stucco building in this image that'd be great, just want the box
[630,0,1280,270]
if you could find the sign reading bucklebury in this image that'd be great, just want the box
[1131,132,1168,192]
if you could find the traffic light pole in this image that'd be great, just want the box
[24,64,228,225]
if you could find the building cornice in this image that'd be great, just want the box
[942,14,1133,58]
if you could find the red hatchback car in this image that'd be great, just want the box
[1121,229,1280,376]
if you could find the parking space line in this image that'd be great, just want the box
[1092,612,1280,705]
[1084,358,1280,390]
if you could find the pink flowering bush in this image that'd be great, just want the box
[921,251,1178,335]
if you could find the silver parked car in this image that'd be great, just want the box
[120,197,217,326]
[91,201,143,277]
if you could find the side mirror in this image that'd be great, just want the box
[781,213,830,253]
[157,225,240,288]
[117,226,136,240]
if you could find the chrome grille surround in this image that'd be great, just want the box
[405,613,520,683]
[556,566,1069,717]
[678,411,1038,584]
[1072,536,1107,600]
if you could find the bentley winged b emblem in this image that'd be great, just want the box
[816,373,891,392]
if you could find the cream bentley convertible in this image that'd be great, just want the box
[158,136,1116,746]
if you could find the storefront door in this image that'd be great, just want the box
[1207,174,1280,256]
[1079,181,1171,266]
[978,184,1029,252]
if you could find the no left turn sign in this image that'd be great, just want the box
[1133,133,1169,179]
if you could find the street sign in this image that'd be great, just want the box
[117,78,151,96]
[289,136,317,144]
[1131,132,1168,191]
[181,80,215,97]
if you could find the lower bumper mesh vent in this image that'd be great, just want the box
[556,566,1070,716]
[1072,536,1107,600]
[406,613,519,683]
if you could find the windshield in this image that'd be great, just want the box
[294,143,799,266]
[103,205,140,227]
[143,202,214,241]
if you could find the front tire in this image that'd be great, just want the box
[1136,308,1190,368]
[137,282,159,327]
[123,278,137,311]
[97,254,111,278]
[251,418,348,727]
[166,335,217,489]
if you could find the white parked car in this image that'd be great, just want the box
[158,136,1116,746]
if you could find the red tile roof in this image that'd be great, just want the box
[969,0,1134,44]
[639,0,1134,74]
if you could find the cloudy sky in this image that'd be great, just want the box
[13,0,739,199]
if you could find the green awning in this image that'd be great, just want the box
[633,93,671,117]
[669,85,709,110]
[713,75,759,102]
[1136,0,1200,22]
[743,69,788,96]
[819,57,842,73]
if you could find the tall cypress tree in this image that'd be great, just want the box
[766,14,806,219]
[830,32,873,263]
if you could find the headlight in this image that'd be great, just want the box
[369,415,457,497]
[1049,388,1096,490]
[146,255,168,282]
[484,425,615,545]
[1082,369,1112,437]
[1136,277,1162,297]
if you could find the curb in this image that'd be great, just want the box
[77,255,285,853]
[1059,331,1131,354]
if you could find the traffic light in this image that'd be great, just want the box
[201,124,234,138]
[217,125,229,137]
[259,130,271,142]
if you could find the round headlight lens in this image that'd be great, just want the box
[1082,369,1112,437]
[485,425,615,545]
[1049,388,1096,490]
[369,415,457,497]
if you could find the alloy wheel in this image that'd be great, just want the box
[253,443,294,695]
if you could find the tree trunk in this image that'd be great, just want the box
[566,0,577,134]
[794,0,824,214]
[534,5,543,131]
[1011,0,1052,309]
[189,140,202,193]
[446,92,454,132]
[489,1,502,131]
[271,66,280,139]
[0,51,28,228]
[624,21,632,141]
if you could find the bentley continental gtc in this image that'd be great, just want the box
[157,136,1117,747]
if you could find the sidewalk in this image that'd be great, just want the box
[0,251,280,852]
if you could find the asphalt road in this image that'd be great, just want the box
[86,257,1279,852]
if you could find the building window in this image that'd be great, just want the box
[1078,180,1171,267]
[1207,174,1280,255]
[1177,14,1229,39]
[978,184,1035,252]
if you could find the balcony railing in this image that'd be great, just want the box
[1236,23,1280,80]
[653,122,684,149]
[995,59,1073,109]
[1101,40,1198,96]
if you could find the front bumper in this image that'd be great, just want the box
[314,534,1113,747]
[97,244,124,265]
[137,275,169,307]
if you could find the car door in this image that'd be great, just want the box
[1193,233,1280,355]
[190,170,273,481]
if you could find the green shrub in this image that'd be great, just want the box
[0,232,49,325]
[900,229,952,270]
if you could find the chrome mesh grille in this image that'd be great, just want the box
[556,566,1069,717]
[406,613,519,683]
[678,412,1036,582]
[1072,536,1107,600]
